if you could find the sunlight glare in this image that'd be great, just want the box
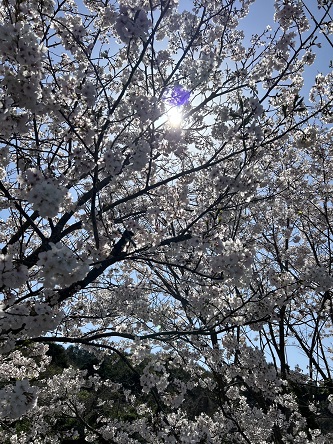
[166,107,183,127]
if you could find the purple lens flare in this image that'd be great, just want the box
[163,85,191,106]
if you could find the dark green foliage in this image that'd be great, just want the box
[99,353,141,393]
[46,343,70,369]
[66,345,99,375]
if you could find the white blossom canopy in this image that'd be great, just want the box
[0,0,333,442]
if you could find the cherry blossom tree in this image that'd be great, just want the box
[0,0,333,441]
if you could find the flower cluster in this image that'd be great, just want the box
[274,1,309,32]
[0,145,10,179]
[0,22,43,68]
[0,21,44,113]
[21,168,71,218]
[0,98,29,138]
[115,6,151,43]
[129,140,151,171]
[310,72,333,122]
[2,68,43,113]
[296,127,318,148]
[140,361,170,394]
[77,81,97,107]
[0,346,50,381]
[27,179,69,218]
[301,266,333,292]
[102,146,124,176]
[208,238,253,284]
[96,5,118,31]
[0,380,38,420]
[130,94,160,122]
[0,254,28,289]
[0,302,63,347]
[52,14,87,53]
[37,243,89,288]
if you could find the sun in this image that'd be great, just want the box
[166,106,183,128]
